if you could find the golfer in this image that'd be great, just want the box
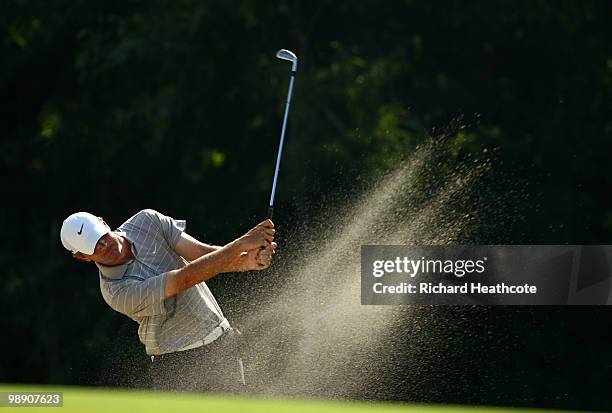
[60,209,276,392]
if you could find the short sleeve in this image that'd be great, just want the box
[142,209,186,248]
[107,272,170,317]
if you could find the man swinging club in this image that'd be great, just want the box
[60,209,276,391]
[60,48,296,392]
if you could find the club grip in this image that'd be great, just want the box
[267,206,274,220]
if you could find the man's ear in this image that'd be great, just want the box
[73,253,92,262]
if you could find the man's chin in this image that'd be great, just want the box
[96,256,117,266]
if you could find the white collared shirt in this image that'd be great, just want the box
[97,209,225,355]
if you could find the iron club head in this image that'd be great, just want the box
[276,49,298,71]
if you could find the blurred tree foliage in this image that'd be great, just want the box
[1,0,611,409]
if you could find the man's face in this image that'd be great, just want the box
[73,231,125,265]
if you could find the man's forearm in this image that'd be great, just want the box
[199,244,221,255]
[175,232,222,261]
[164,241,240,298]
[166,219,275,298]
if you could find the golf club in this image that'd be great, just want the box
[267,49,298,219]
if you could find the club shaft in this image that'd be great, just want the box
[268,72,296,217]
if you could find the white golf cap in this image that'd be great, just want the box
[60,212,110,255]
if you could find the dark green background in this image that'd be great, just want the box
[1,1,611,411]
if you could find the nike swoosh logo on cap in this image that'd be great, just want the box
[77,224,84,235]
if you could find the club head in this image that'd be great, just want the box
[276,49,298,71]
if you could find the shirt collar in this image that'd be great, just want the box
[96,261,129,279]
